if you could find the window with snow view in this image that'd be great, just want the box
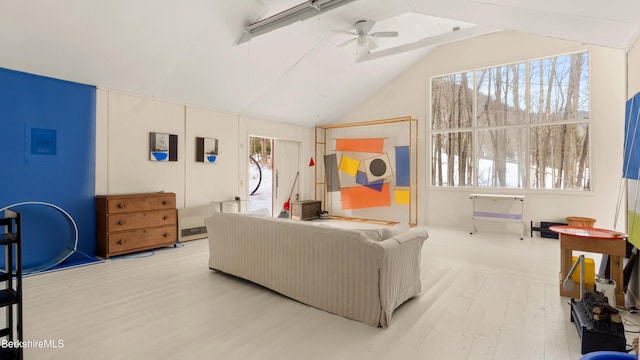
[430,51,590,190]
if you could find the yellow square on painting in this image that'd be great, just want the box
[338,155,360,177]
[395,189,410,205]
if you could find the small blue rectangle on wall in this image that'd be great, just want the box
[25,125,61,165]
[395,146,410,186]
[31,128,57,155]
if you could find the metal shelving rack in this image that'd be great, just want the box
[0,209,23,360]
[470,194,525,240]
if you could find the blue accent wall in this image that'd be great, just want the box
[0,68,96,268]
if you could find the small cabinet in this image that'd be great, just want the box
[290,200,322,221]
[96,192,177,258]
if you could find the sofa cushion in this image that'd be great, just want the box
[389,227,429,244]
[381,222,410,240]
[359,229,384,241]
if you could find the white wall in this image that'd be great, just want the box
[630,38,640,94]
[340,30,627,232]
[95,89,314,209]
[97,90,186,203]
[185,106,240,207]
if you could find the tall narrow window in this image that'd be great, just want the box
[431,72,474,186]
[529,52,590,190]
[475,64,526,188]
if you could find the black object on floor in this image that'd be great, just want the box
[530,221,567,239]
[570,295,626,354]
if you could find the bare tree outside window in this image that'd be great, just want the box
[430,51,590,191]
[475,63,526,188]
[477,128,526,188]
[529,53,590,190]
[431,72,474,186]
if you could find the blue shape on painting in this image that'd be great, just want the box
[152,151,168,161]
[356,170,384,191]
[624,92,640,179]
[207,155,217,163]
[395,146,410,186]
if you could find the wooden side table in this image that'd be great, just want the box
[210,199,248,213]
[550,226,627,306]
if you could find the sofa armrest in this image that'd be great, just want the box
[376,227,428,327]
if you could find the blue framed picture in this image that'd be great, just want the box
[196,137,218,163]
[150,132,178,162]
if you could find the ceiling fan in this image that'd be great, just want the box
[336,19,399,51]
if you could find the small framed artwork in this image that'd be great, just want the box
[150,132,178,161]
[25,126,62,165]
[196,137,219,163]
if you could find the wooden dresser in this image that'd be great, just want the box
[96,192,177,258]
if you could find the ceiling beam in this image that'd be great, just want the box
[236,0,356,45]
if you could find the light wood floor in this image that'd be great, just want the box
[20,227,640,359]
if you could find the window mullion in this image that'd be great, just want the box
[525,60,531,190]
[473,69,478,188]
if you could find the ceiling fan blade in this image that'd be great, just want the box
[371,31,398,38]
[367,38,378,50]
[338,37,358,47]
[332,29,358,36]
[356,49,369,61]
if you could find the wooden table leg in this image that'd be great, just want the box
[610,255,624,307]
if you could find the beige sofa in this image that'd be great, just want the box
[205,212,428,327]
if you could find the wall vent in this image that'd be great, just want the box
[177,205,215,242]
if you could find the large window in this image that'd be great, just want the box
[431,51,590,190]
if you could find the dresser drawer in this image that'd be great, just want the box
[107,194,175,214]
[107,210,176,232]
[107,225,176,255]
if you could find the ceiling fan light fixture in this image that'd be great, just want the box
[335,19,397,54]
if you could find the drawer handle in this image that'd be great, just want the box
[163,216,168,220]
[163,233,169,238]
[118,220,125,225]
[117,203,126,209]
[162,200,169,205]
[118,239,126,245]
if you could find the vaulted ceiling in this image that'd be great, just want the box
[1,0,639,127]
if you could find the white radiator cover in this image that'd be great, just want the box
[177,205,216,242]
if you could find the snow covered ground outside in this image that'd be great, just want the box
[248,163,273,215]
